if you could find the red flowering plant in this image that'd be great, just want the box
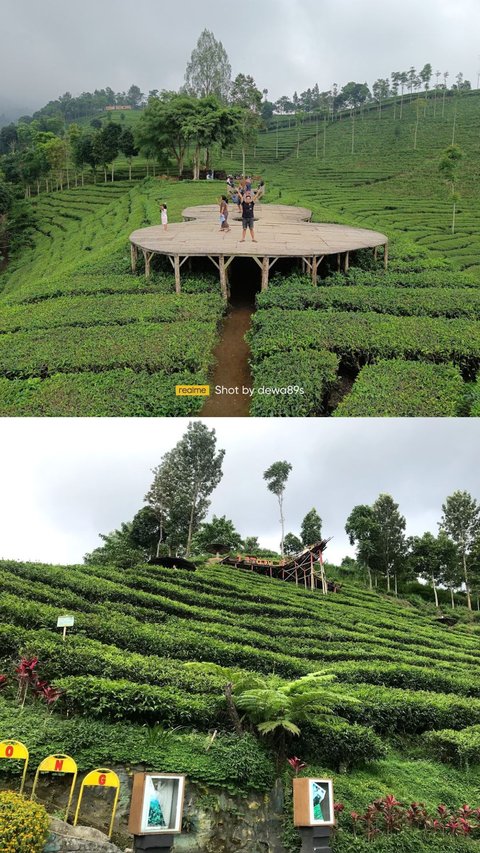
[286,757,307,776]
[0,675,7,691]
[15,656,39,707]
[339,797,480,841]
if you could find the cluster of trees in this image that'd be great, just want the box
[28,84,147,123]
[84,422,480,613]
[345,491,480,610]
[274,65,471,119]
[83,424,323,567]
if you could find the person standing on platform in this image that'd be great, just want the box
[160,203,168,231]
[219,196,230,232]
[240,192,257,242]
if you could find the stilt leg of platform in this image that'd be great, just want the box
[344,251,349,273]
[384,242,389,270]
[174,256,181,293]
[337,253,341,272]
[374,246,378,262]
[130,243,138,273]
[261,257,269,291]
[219,256,228,300]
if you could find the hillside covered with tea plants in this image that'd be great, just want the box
[0,557,479,851]
[0,92,479,415]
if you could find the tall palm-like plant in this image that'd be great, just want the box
[230,671,357,768]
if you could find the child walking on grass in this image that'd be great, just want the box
[160,203,168,231]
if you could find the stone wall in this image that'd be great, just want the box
[5,770,288,853]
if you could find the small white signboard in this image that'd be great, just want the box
[57,616,75,628]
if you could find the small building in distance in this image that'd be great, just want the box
[105,105,133,111]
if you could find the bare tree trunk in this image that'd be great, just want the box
[224,683,243,735]
[394,574,398,597]
[463,552,472,610]
[367,567,372,590]
[450,586,455,609]
[386,571,391,592]
[432,574,439,608]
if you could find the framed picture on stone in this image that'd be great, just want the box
[293,777,335,827]
[128,773,186,835]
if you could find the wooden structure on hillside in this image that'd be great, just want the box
[129,204,388,297]
[221,540,339,594]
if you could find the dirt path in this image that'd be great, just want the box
[201,299,254,417]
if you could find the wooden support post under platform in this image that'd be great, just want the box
[261,257,269,291]
[344,251,350,273]
[142,249,155,278]
[130,243,138,273]
[219,256,227,300]
[337,253,341,272]
[167,255,189,293]
[374,246,378,262]
[384,242,389,270]
[208,255,235,300]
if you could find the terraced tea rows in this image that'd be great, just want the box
[0,180,225,415]
[0,558,479,827]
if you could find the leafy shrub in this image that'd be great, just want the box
[0,791,49,853]
[248,309,480,376]
[0,370,210,416]
[0,321,217,380]
[0,292,224,334]
[250,349,339,416]
[333,360,464,417]
[0,697,274,793]
[56,674,224,726]
[299,719,386,770]
[332,685,480,734]
[424,725,480,768]
[259,281,480,318]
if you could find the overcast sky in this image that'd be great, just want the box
[1,0,479,115]
[1,417,479,566]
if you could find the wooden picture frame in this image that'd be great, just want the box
[128,773,186,835]
[293,777,335,827]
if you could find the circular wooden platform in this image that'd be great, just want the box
[129,204,388,294]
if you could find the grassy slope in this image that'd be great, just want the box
[0,558,479,824]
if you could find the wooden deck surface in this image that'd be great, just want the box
[129,204,387,258]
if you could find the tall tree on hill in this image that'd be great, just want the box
[439,143,463,234]
[283,533,303,556]
[93,124,122,182]
[301,508,322,546]
[372,78,390,117]
[147,422,225,557]
[264,461,292,557]
[371,493,406,595]
[407,67,417,96]
[398,71,408,118]
[345,504,380,590]
[136,94,197,177]
[419,63,433,105]
[127,84,145,109]
[184,29,232,101]
[243,536,260,553]
[439,490,480,610]
[119,128,139,181]
[407,531,458,608]
[467,538,480,610]
[192,515,242,554]
[230,74,263,112]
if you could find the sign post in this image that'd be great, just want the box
[31,754,78,821]
[0,740,29,794]
[293,777,335,853]
[57,615,75,640]
[128,773,186,853]
[74,768,120,839]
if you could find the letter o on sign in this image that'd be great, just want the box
[5,745,14,758]
[98,773,106,786]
